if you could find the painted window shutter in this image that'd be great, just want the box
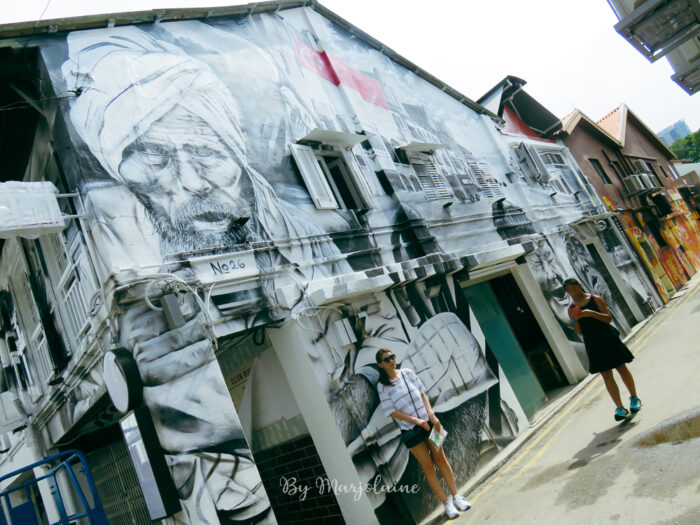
[289,144,339,210]
[425,159,452,199]
[413,163,438,199]
[527,145,551,182]
[412,156,451,201]
[6,241,41,332]
[516,143,550,182]
[341,149,373,207]
[515,143,537,180]
[468,160,504,199]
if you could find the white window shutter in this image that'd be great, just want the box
[519,144,550,182]
[412,156,451,201]
[341,149,373,207]
[424,160,452,200]
[289,144,339,210]
[413,163,439,200]
[468,160,503,199]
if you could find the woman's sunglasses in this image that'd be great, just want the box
[381,354,396,363]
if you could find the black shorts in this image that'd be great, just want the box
[401,421,433,449]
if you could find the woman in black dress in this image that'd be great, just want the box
[564,278,642,421]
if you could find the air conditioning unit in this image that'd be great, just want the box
[622,175,648,195]
[632,159,657,176]
[639,172,662,190]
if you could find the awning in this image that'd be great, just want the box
[458,244,526,284]
[297,128,365,148]
[397,141,446,155]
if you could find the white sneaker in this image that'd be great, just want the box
[453,494,472,511]
[444,500,459,519]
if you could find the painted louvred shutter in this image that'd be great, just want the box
[341,149,373,208]
[289,144,339,210]
[412,156,451,201]
[516,143,549,182]
[528,145,552,182]
[468,160,503,199]
[425,159,452,200]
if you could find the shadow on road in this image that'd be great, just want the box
[567,419,639,470]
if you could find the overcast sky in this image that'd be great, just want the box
[3,0,699,134]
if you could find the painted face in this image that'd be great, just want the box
[528,244,570,325]
[565,237,613,304]
[119,105,256,253]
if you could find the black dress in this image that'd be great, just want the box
[571,295,634,374]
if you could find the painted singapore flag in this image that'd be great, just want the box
[295,38,389,109]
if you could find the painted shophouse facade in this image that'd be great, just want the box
[0,3,664,524]
[478,75,656,364]
[560,105,700,304]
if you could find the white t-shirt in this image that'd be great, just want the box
[377,368,430,431]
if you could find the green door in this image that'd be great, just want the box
[463,281,546,418]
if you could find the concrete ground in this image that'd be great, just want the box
[426,273,700,525]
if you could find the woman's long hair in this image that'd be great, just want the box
[376,348,395,387]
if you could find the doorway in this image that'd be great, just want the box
[488,274,567,393]
[216,329,345,524]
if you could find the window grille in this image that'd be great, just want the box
[540,151,566,166]
[38,233,93,351]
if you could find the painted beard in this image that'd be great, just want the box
[143,195,258,255]
[546,282,570,323]
[141,192,280,310]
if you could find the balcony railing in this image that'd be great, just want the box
[622,173,664,196]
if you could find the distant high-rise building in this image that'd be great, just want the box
[658,119,692,145]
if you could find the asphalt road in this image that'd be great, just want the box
[448,275,700,525]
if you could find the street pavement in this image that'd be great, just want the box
[432,274,700,525]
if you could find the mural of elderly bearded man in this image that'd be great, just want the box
[526,237,589,369]
[61,26,349,291]
[58,25,355,524]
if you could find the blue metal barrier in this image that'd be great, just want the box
[0,449,108,525]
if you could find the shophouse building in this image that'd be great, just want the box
[560,104,700,304]
[0,3,661,524]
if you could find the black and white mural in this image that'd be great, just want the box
[35,6,618,523]
[297,278,523,522]
[526,225,635,370]
[596,223,653,314]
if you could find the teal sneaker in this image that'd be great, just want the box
[630,396,642,413]
[614,407,631,421]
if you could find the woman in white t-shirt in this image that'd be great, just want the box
[375,348,471,519]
